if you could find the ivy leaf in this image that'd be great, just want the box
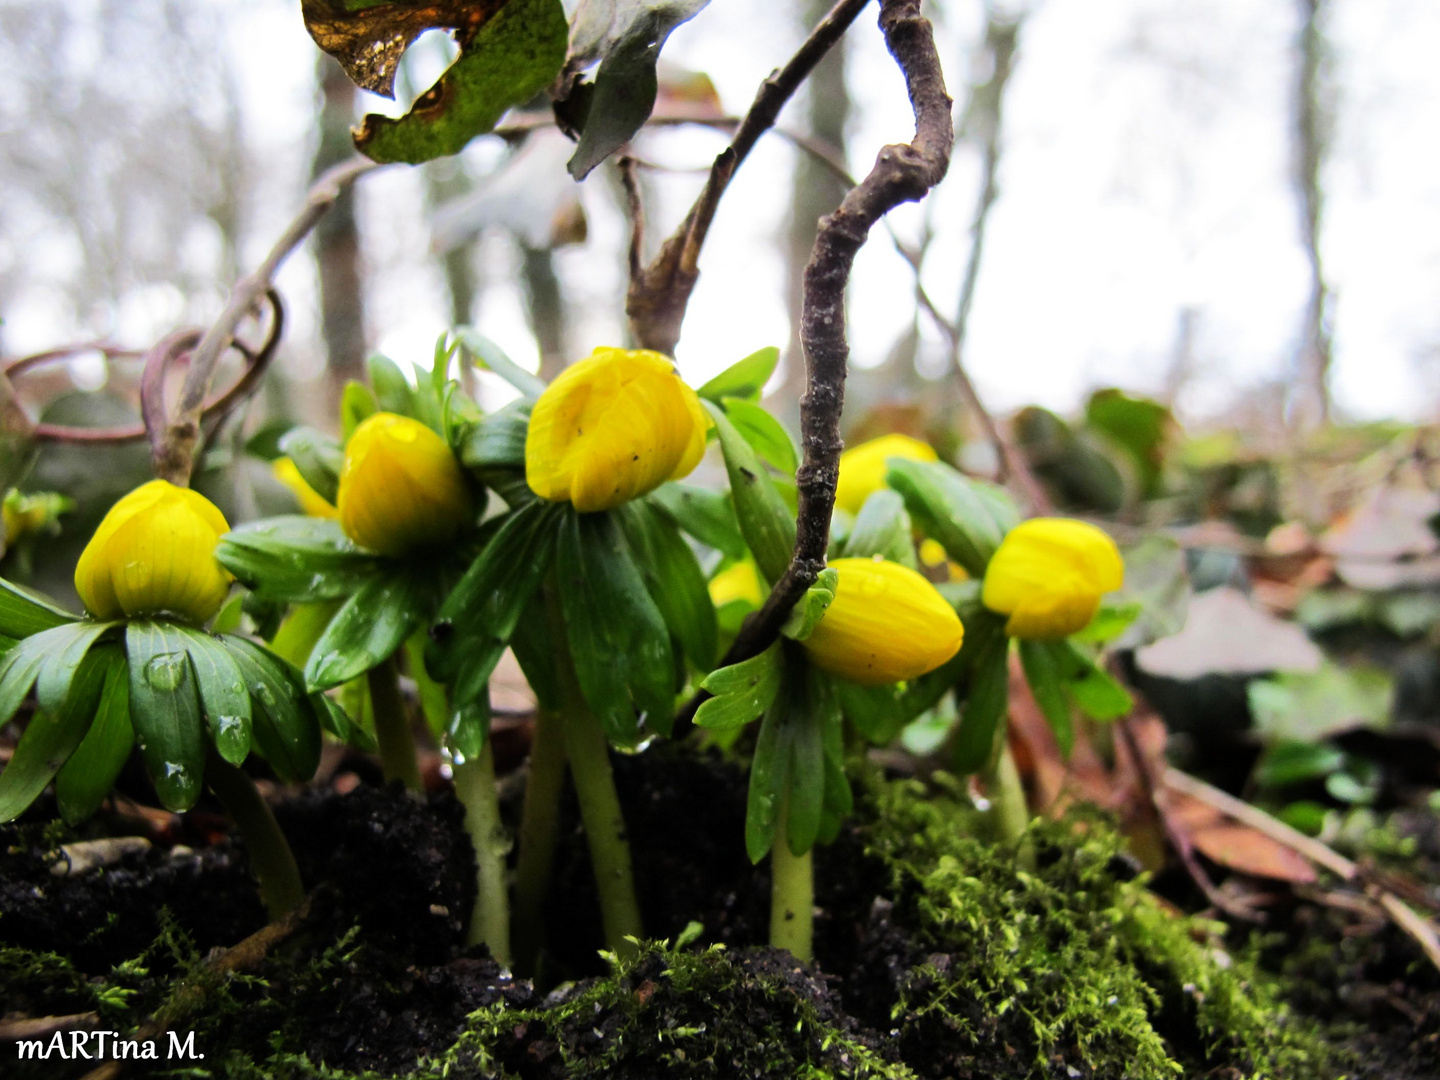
[559,0,711,179]
[303,0,569,165]
[694,643,782,732]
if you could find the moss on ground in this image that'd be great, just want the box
[859,772,1337,1079]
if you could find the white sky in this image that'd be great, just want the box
[12,0,1440,425]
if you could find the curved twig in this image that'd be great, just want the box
[626,0,874,353]
[680,0,953,723]
[156,157,379,484]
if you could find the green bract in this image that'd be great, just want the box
[0,578,329,821]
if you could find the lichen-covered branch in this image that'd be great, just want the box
[626,0,873,354]
[712,0,954,675]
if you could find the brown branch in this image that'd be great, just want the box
[627,0,874,354]
[696,0,954,696]
[616,155,646,281]
[154,157,379,485]
[1165,766,1440,972]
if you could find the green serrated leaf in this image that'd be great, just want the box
[126,621,206,812]
[722,398,797,475]
[646,483,746,560]
[368,354,415,417]
[694,643,782,732]
[305,568,430,690]
[616,500,718,670]
[841,489,916,567]
[556,510,675,746]
[707,402,795,584]
[221,636,322,784]
[779,568,837,642]
[1018,639,1073,758]
[36,621,116,713]
[697,346,779,404]
[0,578,75,638]
[0,645,113,823]
[174,627,253,766]
[54,650,134,824]
[342,381,379,440]
[886,458,1017,578]
[457,327,547,399]
[953,634,1009,776]
[353,0,568,165]
[217,516,386,602]
[277,427,344,506]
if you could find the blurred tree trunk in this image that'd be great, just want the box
[522,245,569,380]
[774,0,852,423]
[1292,0,1334,428]
[312,56,367,414]
[424,158,480,329]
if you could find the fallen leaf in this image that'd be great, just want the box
[1135,586,1323,680]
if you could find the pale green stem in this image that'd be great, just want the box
[512,706,568,977]
[769,794,814,963]
[986,723,1033,867]
[543,583,643,960]
[367,655,422,793]
[453,741,512,967]
[207,755,305,921]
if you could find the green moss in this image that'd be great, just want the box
[862,772,1336,1079]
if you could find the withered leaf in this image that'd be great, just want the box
[303,0,568,165]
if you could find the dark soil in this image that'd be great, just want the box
[1,745,1436,1078]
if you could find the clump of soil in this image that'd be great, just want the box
[0,744,1408,1079]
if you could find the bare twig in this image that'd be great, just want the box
[627,0,874,353]
[1118,719,1263,922]
[1165,767,1440,972]
[153,157,379,484]
[706,0,953,684]
[616,155,647,280]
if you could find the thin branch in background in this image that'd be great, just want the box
[616,155,646,281]
[1166,767,1440,973]
[710,0,954,679]
[1292,0,1334,428]
[154,156,380,485]
[626,0,874,354]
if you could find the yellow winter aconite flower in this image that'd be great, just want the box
[981,518,1124,640]
[834,434,937,516]
[75,480,233,624]
[525,347,707,513]
[336,412,474,557]
[709,560,764,608]
[802,557,964,686]
[272,457,338,519]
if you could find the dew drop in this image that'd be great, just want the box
[144,652,186,691]
[163,762,187,781]
[217,715,243,736]
[252,681,276,707]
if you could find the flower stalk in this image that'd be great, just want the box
[366,656,423,793]
[769,793,814,964]
[452,739,511,967]
[512,706,568,977]
[206,754,305,922]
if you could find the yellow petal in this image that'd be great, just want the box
[74,480,232,623]
[709,560,764,608]
[834,435,938,517]
[982,518,1123,640]
[803,557,964,686]
[273,457,338,518]
[336,413,474,557]
[525,347,708,512]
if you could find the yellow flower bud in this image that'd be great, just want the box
[981,518,1124,640]
[709,559,764,608]
[272,457,338,519]
[802,557,964,686]
[918,538,968,582]
[834,434,937,516]
[525,347,708,513]
[74,480,233,624]
[336,412,474,557]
